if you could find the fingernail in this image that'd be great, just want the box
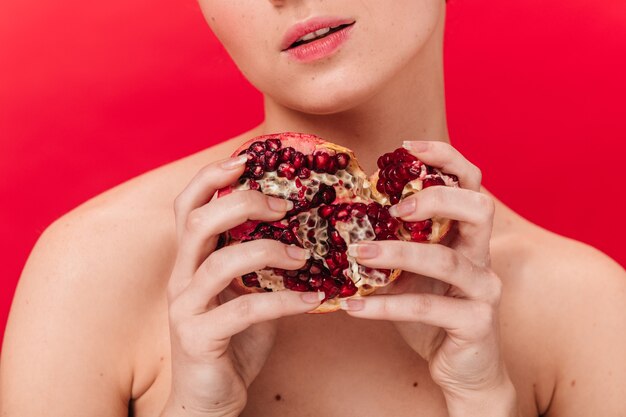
[340,298,364,311]
[347,242,379,259]
[301,291,325,303]
[403,141,430,152]
[286,245,310,260]
[268,197,293,212]
[220,155,248,169]
[389,198,416,217]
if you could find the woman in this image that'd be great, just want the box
[2,0,625,416]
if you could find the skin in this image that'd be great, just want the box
[2,0,626,416]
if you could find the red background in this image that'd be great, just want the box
[1,0,625,345]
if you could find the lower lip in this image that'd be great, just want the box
[284,24,355,63]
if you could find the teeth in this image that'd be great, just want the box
[296,26,332,43]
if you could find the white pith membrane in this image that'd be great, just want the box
[230,154,456,298]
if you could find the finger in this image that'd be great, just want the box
[403,141,482,191]
[173,155,248,243]
[178,239,311,313]
[347,240,490,300]
[389,187,495,263]
[340,293,471,328]
[199,290,325,341]
[176,190,293,277]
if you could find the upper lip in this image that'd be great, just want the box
[280,16,356,51]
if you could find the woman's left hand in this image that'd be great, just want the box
[342,141,518,416]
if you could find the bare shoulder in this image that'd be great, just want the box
[490,206,626,416]
[1,134,247,415]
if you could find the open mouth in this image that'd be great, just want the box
[287,22,355,50]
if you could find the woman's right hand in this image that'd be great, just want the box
[160,155,324,417]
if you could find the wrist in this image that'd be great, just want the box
[442,378,520,417]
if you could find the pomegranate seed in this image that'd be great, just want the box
[249,180,260,190]
[249,141,266,154]
[251,166,264,179]
[292,152,305,169]
[265,138,281,151]
[279,147,295,162]
[404,219,432,231]
[305,154,315,169]
[265,152,279,171]
[310,263,322,274]
[298,272,310,282]
[367,203,381,218]
[352,203,367,218]
[297,167,311,179]
[277,163,296,179]
[280,230,297,244]
[318,205,335,219]
[309,275,323,288]
[377,153,393,169]
[339,279,358,297]
[336,153,350,169]
[326,157,338,174]
[242,272,260,287]
[376,179,386,194]
[246,152,259,164]
[423,177,445,188]
[409,163,422,177]
[329,230,345,247]
[313,151,331,172]
[287,280,309,292]
[321,186,336,204]
[410,230,431,242]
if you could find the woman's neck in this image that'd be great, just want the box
[259,16,449,173]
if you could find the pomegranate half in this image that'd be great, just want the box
[218,132,458,313]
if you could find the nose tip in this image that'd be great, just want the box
[269,0,286,6]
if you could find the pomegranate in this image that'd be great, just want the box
[218,132,459,313]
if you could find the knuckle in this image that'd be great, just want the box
[423,186,447,212]
[232,190,261,212]
[197,164,215,181]
[438,248,461,276]
[202,252,225,276]
[472,302,496,337]
[173,194,186,217]
[234,296,253,319]
[185,208,205,233]
[483,270,503,304]
[273,291,293,311]
[471,164,483,185]
[176,320,202,356]
[410,294,433,316]
[379,296,392,315]
[475,193,495,222]
[167,298,186,323]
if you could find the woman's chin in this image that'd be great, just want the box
[275,85,378,116]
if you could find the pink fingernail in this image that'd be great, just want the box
[340,299,364,311]
[403,141,430,152]
[301,291,325,303]
[347,242,379,259]
[389,198,416,217]
[220,155,248,170]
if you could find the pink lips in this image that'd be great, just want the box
[281,16,356,62]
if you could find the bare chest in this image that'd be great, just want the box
[132,308,540,417]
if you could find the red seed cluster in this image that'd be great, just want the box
[240,139,350,181]
[376,148,421,204]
